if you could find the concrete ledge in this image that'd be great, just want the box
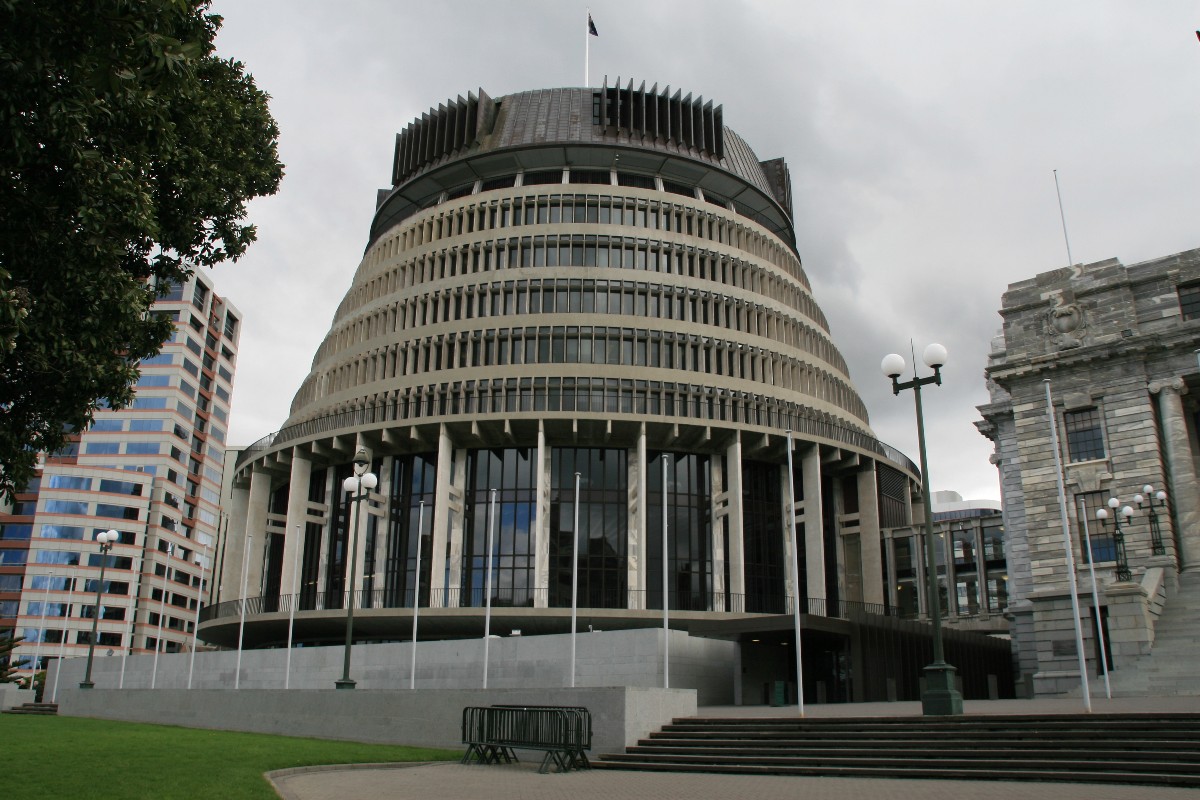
[58,685,697,753]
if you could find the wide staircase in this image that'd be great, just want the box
[2,702,58,716]
[1091,570,1200,696]
[595,713,1200,786]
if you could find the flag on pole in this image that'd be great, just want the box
[588,13,598,36]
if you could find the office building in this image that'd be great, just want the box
[0,271,239,685]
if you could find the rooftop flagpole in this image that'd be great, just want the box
[586,11,598,87]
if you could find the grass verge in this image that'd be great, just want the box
[0,715,460,799]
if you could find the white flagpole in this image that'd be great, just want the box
[50,656,62,704]
[119,573,132,690]
[1053,169,1075,268]
[187,543,209,690]
[1078,500,1112,700]
[585,8,590,87]
[662,454,670,690]
[410,500,425,691]
[151,543,173,689]
[483,489,496,689]
[286,526,302,689]
[570,472,581,687]
[1044,379,1091,711]
[32,569,53,690]
[785,430,806,716]
[235,534,252,690]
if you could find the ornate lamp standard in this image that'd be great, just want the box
[335,447,377,690]
[1134,486,1168,555]
[1095,498,1134,582]
[882,343,962,716]
[79,529,119,689]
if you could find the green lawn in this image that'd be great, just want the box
[0,715,461,799]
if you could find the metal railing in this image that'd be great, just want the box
[198,587,896,625]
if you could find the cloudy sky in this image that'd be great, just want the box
[206,1,1200,502]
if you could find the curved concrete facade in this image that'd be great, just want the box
[208,85,919,659]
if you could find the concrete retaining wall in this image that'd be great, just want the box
[50,628,721,752]
[57,685,695,753]
[51,627,734,703]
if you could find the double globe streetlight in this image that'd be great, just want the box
[1135,485,1168,556]
[79,529,119,689]
[335,447,377,690]
[882,343,962,716]
[1095,498,1134,582]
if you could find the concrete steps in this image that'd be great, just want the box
[594,713,1200,786]
[2,702,58,715]
[1097,571,1200,697]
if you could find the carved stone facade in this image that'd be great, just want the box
[978,247,1200,695]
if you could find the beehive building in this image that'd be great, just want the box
[205,83,987,702]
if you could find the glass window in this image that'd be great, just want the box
[1076,492,1115,564]
[0,524,32,540]
[1179,283,1200,321]
[47,475,91,490]
[1064,408,1105,462]
[44,499,88,515]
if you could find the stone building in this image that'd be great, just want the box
[203,82,1012,702]
[978,247,1200,694]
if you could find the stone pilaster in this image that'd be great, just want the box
[1150,378,1200,570]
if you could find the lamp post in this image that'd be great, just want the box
[336,447,377,690]
[80,529,119,689]
[1095,498,1134,582]
[882,343,962,716]
[1135,485,1168,556]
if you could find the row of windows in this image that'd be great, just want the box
[314,325,866,423]
[277,377,881,461]
[336,229,819,361]
[315,271,841,378]
[365,190,805,294]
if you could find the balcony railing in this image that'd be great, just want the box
[198,587,895,625]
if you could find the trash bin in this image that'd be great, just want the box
[769,680,787,707]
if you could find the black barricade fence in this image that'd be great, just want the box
[461,705,592,773]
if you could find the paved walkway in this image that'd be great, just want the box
[269,697,1200,800]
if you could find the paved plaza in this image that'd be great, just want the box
[270,697,1200,800]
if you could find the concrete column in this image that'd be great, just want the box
[348,442,374,594]
[244,468,272,598]
[801,445,826,603]
[219,482,251,606]
[534,422,550,608]
[429,425,455,605]
[1150,378,1200,570]
[281,451,312,601]
[724,437,745,600]
[857,461,884,606]
[629,425,647,606]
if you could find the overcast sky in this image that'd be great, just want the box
[206,1,1200,502]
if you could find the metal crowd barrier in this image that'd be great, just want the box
[461,705,592,773]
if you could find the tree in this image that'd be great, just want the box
[0,630,25,682]
[0,0,283,499]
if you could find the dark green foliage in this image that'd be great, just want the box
[0,0,283,499]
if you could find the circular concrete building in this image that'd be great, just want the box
[205,83,928,699]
